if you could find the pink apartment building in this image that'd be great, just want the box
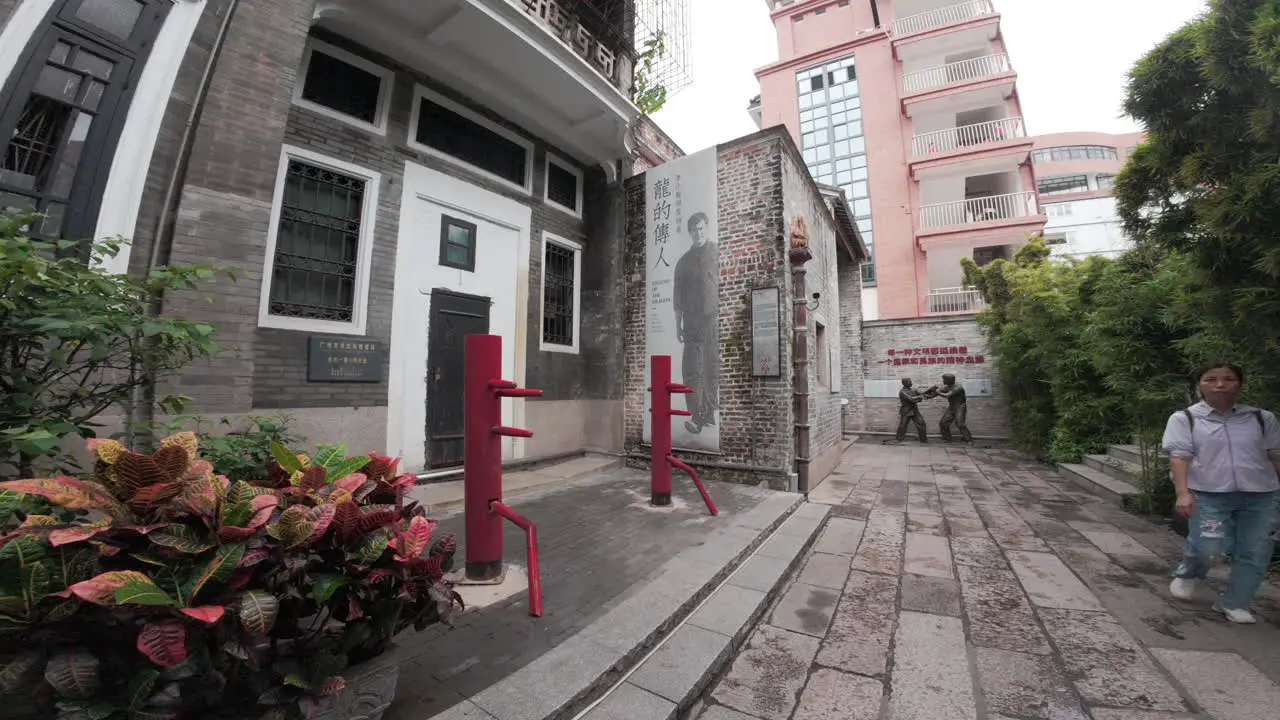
[753,0,1046,320]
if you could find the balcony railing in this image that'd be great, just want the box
[912,117,1026,156]
[927,287,986,314]
[902,54,1011,95]
[918,191,1039,229]
[891,0,996,37]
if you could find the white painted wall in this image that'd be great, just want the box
[387,163,532,473]
[0,0,56,93]
[95,0,206,274]
[1043,196,1132,260]
[862,286,879,320]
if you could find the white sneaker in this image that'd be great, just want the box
[1214,603,1257,624]
[1169,577,1197,599]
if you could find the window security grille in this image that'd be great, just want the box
[268,160,365,322]
[542,242,576,346]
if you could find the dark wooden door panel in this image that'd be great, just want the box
[425,290,490,469]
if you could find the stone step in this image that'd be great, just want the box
[409,453,622,515]
[575,503,832,720]
[1083,454,1143,482]
[1107,444,1142,465]
[1058,462,1140,503]
[430,495,827,720]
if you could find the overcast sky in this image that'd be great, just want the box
[650,0,1207,153]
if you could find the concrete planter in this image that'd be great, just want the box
[313,656,400,720]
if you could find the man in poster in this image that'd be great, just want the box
[673,211,719,435]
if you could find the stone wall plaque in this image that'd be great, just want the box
[307,336,383,383]
[751,286,782,377]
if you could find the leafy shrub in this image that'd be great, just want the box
[0,211,221,481]
[0,433,460,720]
[197,416,306,483]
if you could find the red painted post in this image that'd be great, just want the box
[490,501,543,617]
[649,355,714,514]
[463,335,544,619]
[464,334,504,582]
[650,355,689,506]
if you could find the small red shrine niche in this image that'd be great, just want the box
[878,346,986,366]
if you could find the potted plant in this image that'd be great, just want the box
[0,433,461,720]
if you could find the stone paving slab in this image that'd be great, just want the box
[1150,648,1280,720]
[709,625,819,719]
[1039,608,1187,712]
[889,612,977,720]
[814,570,898,676]
[975,647,1086,719]
[900,573,962,617]
[395,467,799,720]
[792,668,883,720]
[811,517,863,556]
[690,443,1280,720]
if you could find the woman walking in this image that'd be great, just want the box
[1162,362,1280,623]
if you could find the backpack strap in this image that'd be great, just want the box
[1183,408,1266,433]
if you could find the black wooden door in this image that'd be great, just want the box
[426,290,490,468]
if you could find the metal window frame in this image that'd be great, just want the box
[407,83,534,194]
[538,232,582,354]
[0,0,170,255]
[292,36,395,136]
[257,144,380,336]
[543,152,583,218]
[438,213,478,273]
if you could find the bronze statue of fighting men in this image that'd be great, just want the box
[895,378,934,442]
[933,373,973,442]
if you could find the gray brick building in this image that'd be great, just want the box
[623,129,868,490]
[0,0,651,471]
[0,0,871,485]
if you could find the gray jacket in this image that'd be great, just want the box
[1161,402,1280,493]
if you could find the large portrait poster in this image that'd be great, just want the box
[643,148,720,453]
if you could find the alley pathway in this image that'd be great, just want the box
[694,443,1280,720]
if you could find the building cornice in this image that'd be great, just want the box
[754,29,889,79]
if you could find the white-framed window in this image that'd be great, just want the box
[257,145,380,335]
[539,233,583,354]
[1045,202,1073,217]
[407,84,534,193]
[292,38,395,135]
[544,153,584,218]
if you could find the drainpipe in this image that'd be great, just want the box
[131,0,242,446]
[789,234,814,495]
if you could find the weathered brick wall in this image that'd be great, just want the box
[862,316,1011,438]
[779,150,844,465]
[157,0,315,413]
[623,134,796,488]
[838,253,866,432]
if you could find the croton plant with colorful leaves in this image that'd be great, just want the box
[0,433,460,720]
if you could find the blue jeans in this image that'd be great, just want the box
[1174,490,1278,610]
